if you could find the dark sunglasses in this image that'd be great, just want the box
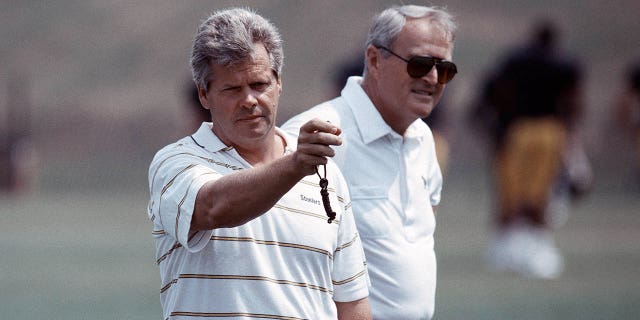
[376,46,457,84]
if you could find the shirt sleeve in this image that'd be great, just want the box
[426,130,443,206]
[148,146,220,252]
[428,158,443,206]
[329,161,370,302]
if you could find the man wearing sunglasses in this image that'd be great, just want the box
[284,5,457,319]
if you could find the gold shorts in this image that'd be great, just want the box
[495,117,567,216]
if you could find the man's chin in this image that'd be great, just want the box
[413,105,434,119]
[237,123,273,138]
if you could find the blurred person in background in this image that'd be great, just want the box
[422,93,451,174]
[284,5,457,319]
[614,59,640,181]
[0,73,39,194]
[332,53,365,96]
[470,19,589,279]
[148,8,370,319]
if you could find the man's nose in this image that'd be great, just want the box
[240,89,259,109]
[421,65,439,85]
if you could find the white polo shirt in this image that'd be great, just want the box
[147,123,369,319]
[283,76,443,319]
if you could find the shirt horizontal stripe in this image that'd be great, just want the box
[179,274,332,294]
[170,311,304,319]
[157,242,183,265]
[335,233,358,253]
[273,203,340,224]
[212,236,332,258]
[156,234,335,266]
[332,269,367,286]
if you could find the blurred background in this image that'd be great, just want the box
[1,0,639,319]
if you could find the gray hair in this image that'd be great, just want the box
[190,7,284,90]
[364,5,457,73]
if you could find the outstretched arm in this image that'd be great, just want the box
[191,119,342,230]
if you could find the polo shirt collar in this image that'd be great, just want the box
[191,122,231,152]
[277,127,296,155]
[404,117,430,141]
[191,122,295,155]
[342,76,429,143]
[342,76,394,144]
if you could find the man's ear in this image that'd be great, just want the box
[277,75,283,96]
[365,45,381,78]
[197,85,210,110]
[272,70,283,96]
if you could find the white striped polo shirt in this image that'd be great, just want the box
[147,123,369,319]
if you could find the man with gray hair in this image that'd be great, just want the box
[148,8,370,319]
[284,5,458,319]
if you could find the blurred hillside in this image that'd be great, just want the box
[1,0,640,192]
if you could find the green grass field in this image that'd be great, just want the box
[1,160,638,320]
[434,166,640,320]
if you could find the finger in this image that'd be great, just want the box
[292,152,329,174]
[298,131,342,149]
[296,142,336,158]
[299,118,340,135]
[298,120,342,147]
[314,131,342,147]
[325,120,342,136]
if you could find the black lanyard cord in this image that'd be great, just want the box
[316,165,336,224]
